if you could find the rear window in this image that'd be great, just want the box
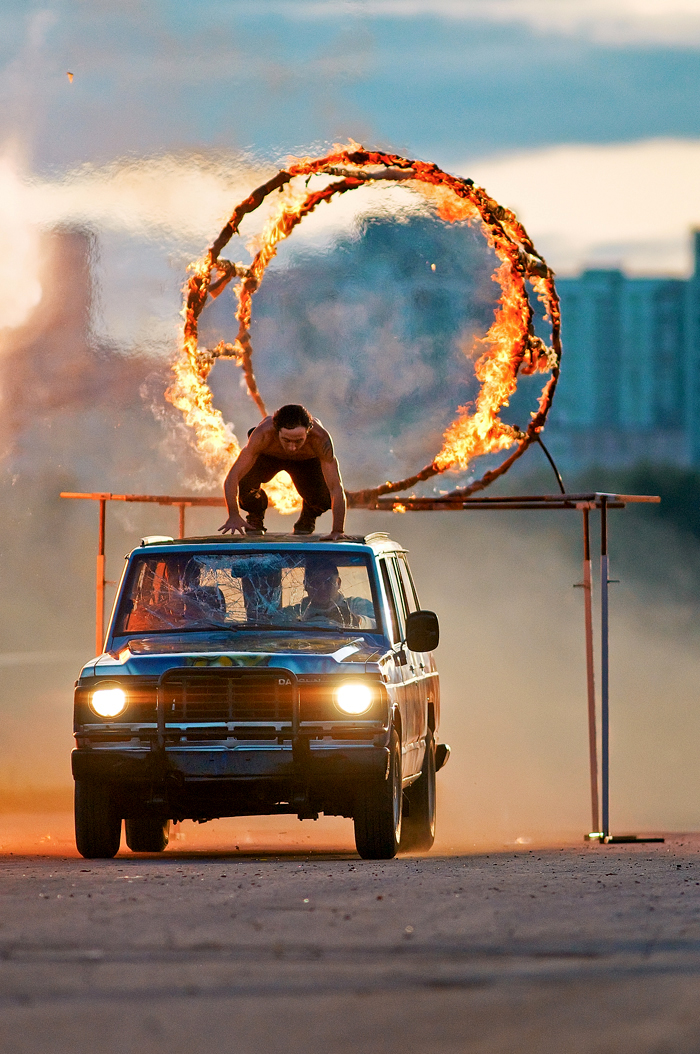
[115,550,379,634]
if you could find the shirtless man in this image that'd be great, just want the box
[219,404,348,540]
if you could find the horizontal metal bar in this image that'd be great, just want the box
[384,492,660,505]
[374,500,627,511]
[60,490,659,512]
[61,492,226,507]
[62,491,657,508]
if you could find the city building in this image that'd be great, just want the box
[545,233,700,469]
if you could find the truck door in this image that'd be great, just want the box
[378,558,414,775]
[384,556,422,778]
[396,552,438,744]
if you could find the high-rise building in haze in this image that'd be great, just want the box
[547,233,700,469]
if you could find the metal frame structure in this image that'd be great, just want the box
[60,488,661,844]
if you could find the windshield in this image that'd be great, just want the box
[114,550,380,635]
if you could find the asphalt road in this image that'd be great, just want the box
[2,827,700,1054]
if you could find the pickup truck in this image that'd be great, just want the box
[72,531,449,859]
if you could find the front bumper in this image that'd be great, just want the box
[72,741,390,782]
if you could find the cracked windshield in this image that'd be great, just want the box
[115,551,379,634]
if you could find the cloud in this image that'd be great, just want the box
[266,0,700,46]
[463,137,700,276]
[0,149,271,334]
[4,135,699,350]
[0,147,441,343]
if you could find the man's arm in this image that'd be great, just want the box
[219,433,264,534]
[318,432,348,541]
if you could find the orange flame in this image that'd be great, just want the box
[167,146,561,508]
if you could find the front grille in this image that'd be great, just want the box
[162,674,293,724]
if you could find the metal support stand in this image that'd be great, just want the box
[95,497,106,656]
[87,493,197,653]
[580,507,599,835]
[585,497,663,845]
[600,495,610,838]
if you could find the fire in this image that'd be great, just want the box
[167,146,561,508]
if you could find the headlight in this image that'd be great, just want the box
[90,684,127,718]
[336,682,373,716]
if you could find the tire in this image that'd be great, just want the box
[74,780,122,859]
[125,817,171,853]
[354,728,402,859]
[400,729,436,853]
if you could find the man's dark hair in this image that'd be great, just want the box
[306,558,339,580]
[273,404,313,432]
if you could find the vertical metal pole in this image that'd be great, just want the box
[178,504,186,539]
[600,497,610,839]
[582,507,600,834]
[96,498,106,655]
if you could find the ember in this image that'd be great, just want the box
[167,145,562,510]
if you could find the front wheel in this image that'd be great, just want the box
[74,781,122,859]
[354,728,402,859]
[400,729,436,853]
[125,817,171,853]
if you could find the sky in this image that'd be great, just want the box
[0,3,700,256]
[0,0,699,354]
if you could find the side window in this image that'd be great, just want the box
[379,560,401,644]
[396,554,420,613]
[386,558,408,640]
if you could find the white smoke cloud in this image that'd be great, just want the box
[2,134,699,369]
[464,138,700,276]
[0,149,271,336]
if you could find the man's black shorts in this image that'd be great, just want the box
[238,455,331,517]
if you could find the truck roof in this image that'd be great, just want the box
[134,532,406,556]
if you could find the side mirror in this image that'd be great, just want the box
[405,609,439,653]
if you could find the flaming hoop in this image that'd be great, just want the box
[167,145,561,510]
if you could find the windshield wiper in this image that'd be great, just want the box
[175,622,292,633]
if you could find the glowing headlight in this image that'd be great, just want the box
[336,682,373,716]
[90,685,127,718]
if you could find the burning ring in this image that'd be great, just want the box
[167,145,561,510]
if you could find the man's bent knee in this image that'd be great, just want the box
[239,482,269,516]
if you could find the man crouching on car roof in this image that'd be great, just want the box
[219,403,349,540]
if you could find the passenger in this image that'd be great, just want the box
[293,559,374,628]
[218,404,348,539]
[178,560,226,624]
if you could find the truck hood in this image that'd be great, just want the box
[82,631,386,677]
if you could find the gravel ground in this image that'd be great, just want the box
[1,830,700,1053]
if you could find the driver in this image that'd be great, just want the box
[295,559,374,628]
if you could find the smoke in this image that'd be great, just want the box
[0,149,271,343]
[349,506,700,848]
[3,482,700,851]
[0,150,697,855]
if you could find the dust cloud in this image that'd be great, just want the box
[1,166,699,857]
[3,494,700,856]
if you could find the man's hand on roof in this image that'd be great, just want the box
[320,530,349,542]
[218,513,249,535]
